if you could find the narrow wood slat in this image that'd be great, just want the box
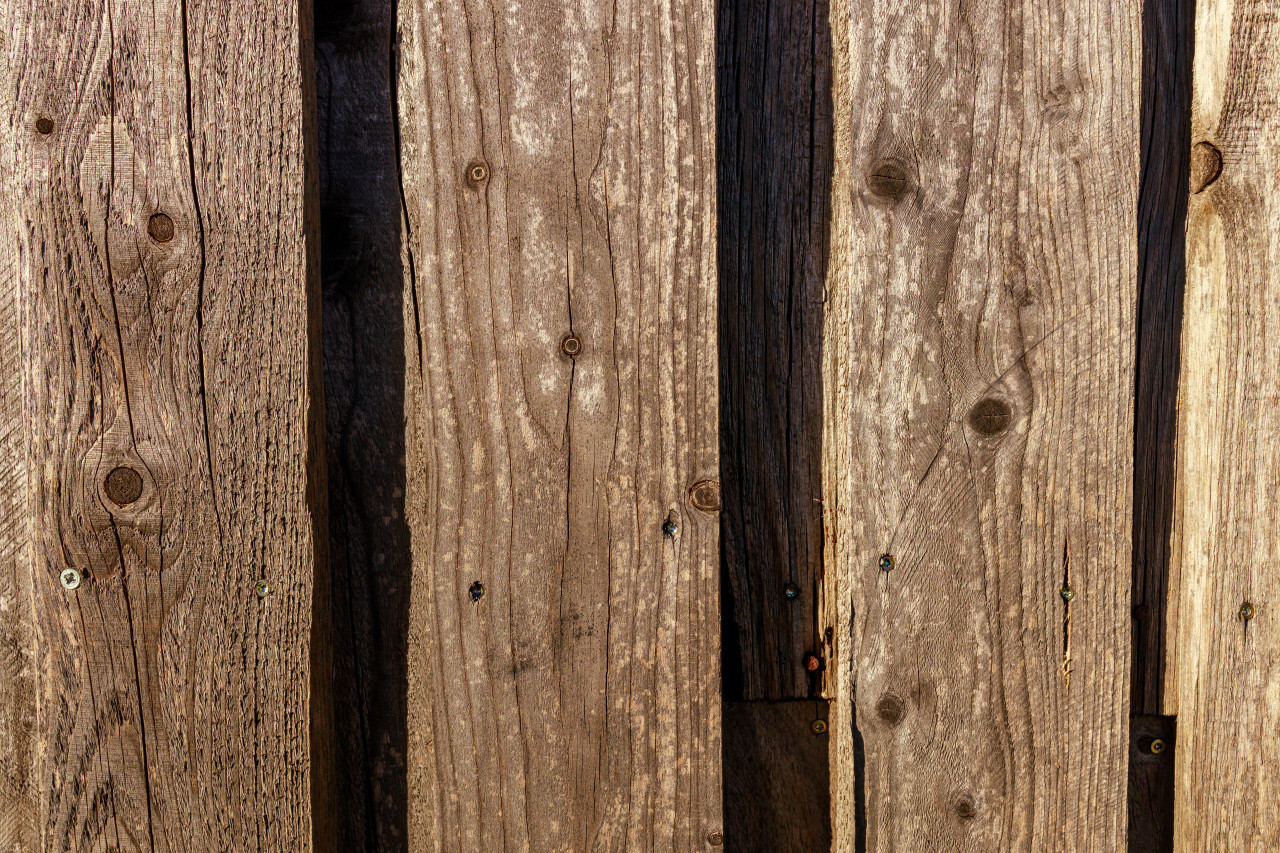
[395,0,721,850]
[821,0,1138,848]
[9,1,330,849]
[1174,1,1280,847]
[717,0,833,701]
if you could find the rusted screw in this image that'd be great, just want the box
[35,117,54,135]
[60,568,82,590]
[784,582,801,601]
[1060,586,1075,602]
[469,581,485,601]
[560,334,582,357]
[467,160,489,184]
[1240,601,1255,621]
[662,518,677,537]
[1150,738,1166,755]
[811,718,828,735]
[255,580,271,599]
[803,653,823,672]
[707,830,725,846]
[879,553,894,572]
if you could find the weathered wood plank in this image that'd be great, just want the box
[9,1,329,849]
[314,1,411,849]
[723,701,831,852]
[1134,0,1193,717]
[1128,715,1175,853]
[396,0,721,850]
[717,0,833,701]
[821,0,1138,849]
[1174,1,1280,847]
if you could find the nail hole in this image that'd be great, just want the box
[104,466,144,506]
[968,397,1012,436]
[876,693,906,726]
[469,581,485,601]
[35,117,54,135]
[148,212,175,243]
[1191,141,1223,194]
[467,160,489,184]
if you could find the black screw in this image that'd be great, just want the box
[879,553,894,572]
[469,581,485,602]
[784,582,801,601]
[662,518,677,537]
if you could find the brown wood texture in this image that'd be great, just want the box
[1173,0,1280,847]
[723,701,831,852]
[395,0,721,850]
[821,0,1139,849]
[8,0,331,849]
[717,0,833,701]
[1134,0,1193,718]
[315,1,411,850]
[1128,715,1175,853]
[0,3,39,845]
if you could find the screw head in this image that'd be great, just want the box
[662,518,677,537]
[59,568,82,590]
[469,581,485,602]
[811,718,828,735]
[1149,738,1166,755]
[1060,586,1075,602]
[878,553,894,572]
[467,160,489,184]
[783,582,801,601]
[1240,601,1255,621]
[707,830,725,846]
[255,580,271,599]
[560,334,582,357]
[803,653,823,672]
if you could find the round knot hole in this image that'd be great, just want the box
[968,397,1012,436]
[104,466,144,507]
[148,212,175,243]
[35,117,54,135]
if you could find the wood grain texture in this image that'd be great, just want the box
[0,0,39,846]
[315,1,411,849]
[821,0,1138,849]
[396,0,721,850]
[717,0,832,701]
[9,0,330,849]
[723,701,831,852]
[1173,0,1280,848]
[1134,0,1193,717]
[1128,715,1175,853]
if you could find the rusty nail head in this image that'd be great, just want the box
[804,653,823,672]
[1150,738,1166,755]
[784,582,801,601]
[707,830,724,846]
[561,334,582,357]
[1240,601,1255,620]
[255,580,271,599]
[60,568,81,590]
[811,718,828,735]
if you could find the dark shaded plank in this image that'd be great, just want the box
[395,0,721,849]
[717,0,833,700]
[1128,715,1175,853]
[723,701,831,852]
[10,0,330,848]
[1133,0,1193,717]
[1173,0,1280,846]
[821,0,1139,848]
[314,1,411,850]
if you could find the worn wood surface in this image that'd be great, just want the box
[723,701,831,852]
[1134,0,1193,718]
[1174,0,1280,848]
[717,0,832,701]
[315,1,411,850]
[1128,715,1175,853]
[821,0,1138,849]
[9,0,330,849]
[0,2,39,845]
[396,0,721,850]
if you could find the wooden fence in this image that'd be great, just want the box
[0,0,1274,849]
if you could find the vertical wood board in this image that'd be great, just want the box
[9,0,329,849]
[822,0,1138,849]
[1174,0,1280,848]
[396,0,721,850]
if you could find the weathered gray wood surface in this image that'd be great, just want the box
[1173,0,1280,847]
[822,0,1138,849]
[8,0,330,849]
[718,0,832,701]
[395,0,721,849]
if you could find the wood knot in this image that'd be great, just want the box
[1191,141,1223,194]
[148,212,175,243]
[689,479,721,512]
[953,793,978,820]
[875,693,906,726]
[968,397,1012,436]
[35,117,54,135]
[866,159,911,200]
[104,466,144,507]
[467,160,489,185]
